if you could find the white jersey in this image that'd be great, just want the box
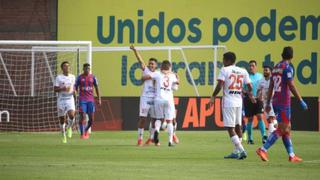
[55,74,76,100]
[141,67,156,98]
[218,65,250,108]
[151,71,178,101]
[257,77,270,103]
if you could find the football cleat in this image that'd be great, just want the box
[137,139,143,146]
[62,135,67,144]
[168,142,175,147]
[144,138,153,145]
[289,155,303,163]
[256,148,269,161]
[66,127,72,138]
[224,152,239,159]
[173,134,180,144]
[238,151,247,160]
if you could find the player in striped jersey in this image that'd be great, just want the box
[75,63,101,139]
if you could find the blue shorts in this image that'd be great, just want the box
[273,105,291,124]
[79,101,95,114]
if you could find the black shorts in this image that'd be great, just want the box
[243,96,264,117]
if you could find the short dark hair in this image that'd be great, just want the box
[263,65,273,71]
[149,58,158,63]
[282,46,293,60]
[60,61,69,69]
[161,60,171,70]
[223,52,236,64]
[83,63,90,68]
[249,60,257,65]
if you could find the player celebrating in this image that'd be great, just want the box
[256,46,308,162]
[130,45,158,146]
[54,61,76,143]
[210,52,254,159]
[143,60,179,147]
[257,65,277,136]
[244,60,267,144]
[75,63,101,139]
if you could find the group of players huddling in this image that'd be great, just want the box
[54,45,307,162]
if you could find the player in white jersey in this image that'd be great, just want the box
[210,52,255,159]
[130,45,158,146]
[257,65,277,136]
[143,60,179,147]
[54,61,76,143]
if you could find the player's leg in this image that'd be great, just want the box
[224,107,246,159]
[279,107,302,162]
[84,101,96,138]
[244,96,254,144]
[256,105,281,161]
[137,96,149,146]
[154,99,164,146]
[66,109,75,138]
[78,101,88,139]
[241,109,247,141]
[266,105,277,136]
[145,118,155,145]
[65,98,75,138]
[57,100,68,143]
[256,99,267,143]
[145,101,156,145]
[165,101,175,147]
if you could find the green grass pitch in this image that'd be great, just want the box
[0,131,320,179]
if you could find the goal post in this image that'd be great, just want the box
[0,40,92,131]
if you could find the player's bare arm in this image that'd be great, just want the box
[94,84,101,105]
[210,80,223,106]
[130,45,146,70]
[288,80,308,110]
[246,83,256,103]
[54,86,67,92]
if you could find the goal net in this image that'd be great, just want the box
[0,41,91,131]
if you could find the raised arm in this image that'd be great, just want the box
[130,45,146,70]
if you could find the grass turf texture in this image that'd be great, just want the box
[0,131,319,179]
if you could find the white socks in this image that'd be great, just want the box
[167,123,174,143]
[231,135,245,152]
[155,120,161,132]
[149,128,155,139]
[66,117,74,129]
[268,122,275,136]
[138,128,144,140]
[60,123,66,136]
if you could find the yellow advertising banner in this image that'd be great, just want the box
[58,0,320,96]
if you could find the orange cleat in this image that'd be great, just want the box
[137,139,143,146]
[144,138,153,145]
[173,134,180,144]
[256,148,269,161]
[289,155,303,163]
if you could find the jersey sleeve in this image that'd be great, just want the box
[74,76,80,89]
[54,76,60,87]
[217,68,226,82]
[284,66,294,81]
[244,70,251,84]
[150,71,160,80]
[93,76,98,86]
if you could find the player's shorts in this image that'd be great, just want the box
[154,98,175,121]
[57,98,75,117]
[139,96,156,118]
[79,101,95,114]
[273,105,291,124]
[222,107,242,127]
[263,102,275,119]
[243,96,264,117]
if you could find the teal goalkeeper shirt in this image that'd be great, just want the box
[244,72,263,97]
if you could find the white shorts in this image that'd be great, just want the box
[154,99,175,121]
[263,103,275,119]
[139,96,156,118]
[222,107,242,127]
[57,98,75,117]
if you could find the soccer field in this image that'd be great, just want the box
[0,131,319,180]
